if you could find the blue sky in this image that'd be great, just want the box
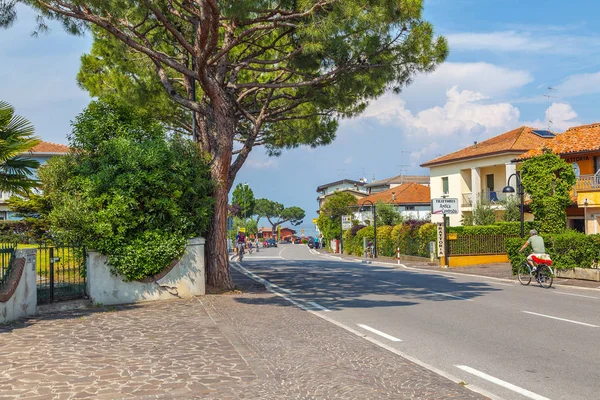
[2,1,600,236]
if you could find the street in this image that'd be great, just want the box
[235,243,600,400]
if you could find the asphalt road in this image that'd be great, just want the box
[234,243,600,400]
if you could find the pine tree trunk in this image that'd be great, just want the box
[203,97,235,290]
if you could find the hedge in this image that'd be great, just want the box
[506,230,600,274]
[448,221,540,236]
[342,221,435,258]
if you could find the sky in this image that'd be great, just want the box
[2,1,600,236]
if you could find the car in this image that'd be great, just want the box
[266,238,278,248]
[294,238,301,244]
[307,241,314,249]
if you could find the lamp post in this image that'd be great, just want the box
[361,200,377,258]
[502,173,524,238]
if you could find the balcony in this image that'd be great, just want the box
[575,175,600,192]
[461,191,508,208]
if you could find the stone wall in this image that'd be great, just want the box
[87,238,205,306]
[0,249,37,323]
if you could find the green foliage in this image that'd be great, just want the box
[41,100,213,281]
[7,193,52,242]
[502,195,521,222]
[228,217,258,241]
[417,223,437,257]
[317,192,357,241]
[461,213,474,226]
[377,225,394,256]
[521,150,576,233]
[0,101,41,193]
[376,202,404,226]
[232,184,255,219]
[254,197,305,233]
[0,1,17,28]
[449,221,539,236]
[473,200,497,226]
[506,231,599,274]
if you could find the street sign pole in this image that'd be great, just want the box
[444,211,449,267]
[340,215,344,254]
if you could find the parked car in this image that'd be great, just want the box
[294,238,301,244]
[266,238,278,247]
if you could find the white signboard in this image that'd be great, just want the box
[432,198,459,215]
[341,215,352,230]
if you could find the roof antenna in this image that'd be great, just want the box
[543,86,557,131]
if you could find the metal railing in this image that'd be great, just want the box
[449,234,518,256]
[461,191,508,207]
[461,193,473,207]
[0,243,16,291]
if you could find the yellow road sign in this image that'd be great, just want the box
[312,218,318,224]
[239,227,246,233]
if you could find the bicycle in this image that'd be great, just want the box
[236,243,245,262]
[365,245,374,259]
[517,253,553,288]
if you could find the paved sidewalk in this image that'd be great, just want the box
[0,270,484,400]
[318,249,600,290]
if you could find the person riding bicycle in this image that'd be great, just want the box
[235,232,246,258]
[519,229,547,272]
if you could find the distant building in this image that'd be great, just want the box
[356,183,431,222]
[366,174,430,194]
[258,227,296,241]
[0,141,70,220]
[316,179,369,211]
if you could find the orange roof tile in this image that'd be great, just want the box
[358,183,430,205]
[29,141,70,154]
[517,123,600,160]
[420,127,553,167]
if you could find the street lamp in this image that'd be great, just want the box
[361,200,377,258]
[502,173,524,238]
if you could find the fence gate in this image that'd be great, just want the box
[37,243,87,304]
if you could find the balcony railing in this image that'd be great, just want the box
[575,174,600,192]
[461,191,508,207]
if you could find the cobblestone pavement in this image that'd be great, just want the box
[0,272,485,399]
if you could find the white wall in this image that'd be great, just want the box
[0,249,37,323]
[87,238,205,306]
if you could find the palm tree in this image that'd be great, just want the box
[0,1,17,29]
[0,101,41,194]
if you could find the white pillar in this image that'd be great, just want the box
[471,167,481,205]
[505,162,517,184]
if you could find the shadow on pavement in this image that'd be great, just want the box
[232,259,500,311]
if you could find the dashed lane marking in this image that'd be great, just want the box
[553,291,598,299]
[522,311,599,328]
[357,324,402,342]
[456,365,551,400]
[308,302,331,312]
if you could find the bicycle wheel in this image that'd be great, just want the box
[517,261,532,285]
[537,265,553,288]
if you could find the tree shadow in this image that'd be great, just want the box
[232,259,500,311]
[0,303,142,334]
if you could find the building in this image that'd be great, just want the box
[365,174,430,194]
[516,123,600,233]
[0,141,70,220]
[258,227,296,241]
[355,183,431,222]
[420,127,555,226]
[316,179,369,211]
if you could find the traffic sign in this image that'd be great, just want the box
[432,198,459,215]
[312,218,318,224]
[341,215,352,230]
[238,227,246,233]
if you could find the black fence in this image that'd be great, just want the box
[0,242,16,291]
[37,243,87,304]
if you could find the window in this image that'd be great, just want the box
[405,206,415,211]
[572,162,581,178]
[486,174,494,191]
[442,177,449,194]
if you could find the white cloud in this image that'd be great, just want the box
[362,86,520,137]
[246,158,278,169]
[523,102,580,132]
[446,31,600,55]
[556,71,600,97]
[343,157,353,165]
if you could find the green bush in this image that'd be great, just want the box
[40,101,214,281]
[355,226,375,256]
[417,223,437,257]
[377,225,394,256]
[506,231,599,274]
[449,221,539,236]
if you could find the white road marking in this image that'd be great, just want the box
[278,248,285,258]
[308,302,331,312]
[244,256,284,259]
[553,291,598,299]
[232,262,496,400]
[426,291,474,302]
[456,365,550,400]
[380,280,402,286]
[522,311,599,328]
[357,324,402,342]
